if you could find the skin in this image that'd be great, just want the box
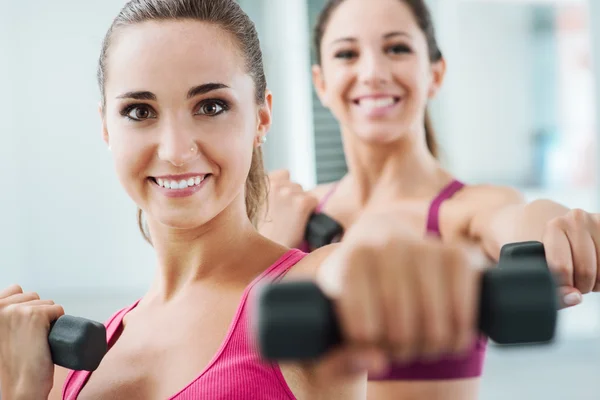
[259,0,600,399]
[0,18,494,400]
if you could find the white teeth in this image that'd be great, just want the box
[155,176,206,190]
[358,97,396,109]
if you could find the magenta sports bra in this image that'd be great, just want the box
[63,250,308,400]
[302,179,487,381]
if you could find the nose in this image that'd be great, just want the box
[357,50,391,86]
[157,119,199,167]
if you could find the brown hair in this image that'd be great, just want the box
[98,0,268,244]
[314,0,442,158]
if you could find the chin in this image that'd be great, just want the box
[355,129,404,145]
[148,207,214,231]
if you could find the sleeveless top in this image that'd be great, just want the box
[304,179,487,381]
[62,249,307,399]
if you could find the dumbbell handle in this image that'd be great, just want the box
[256,257,558,361]
[48,315,107,371]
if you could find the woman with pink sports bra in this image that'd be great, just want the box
[0,0,557,399]
[258,0,600,399]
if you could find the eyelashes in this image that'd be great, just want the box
[333,44,413,60]
[119,99,231,122]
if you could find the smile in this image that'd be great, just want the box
[353,96,401,109]
[149,174,211,198]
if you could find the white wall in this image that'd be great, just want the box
[0,3,25,287]
[2,0,155,321]
[437,1,537,185]
[240,0,317,189]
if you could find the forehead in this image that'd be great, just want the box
[323,0,420,41]
[104,20,249,95]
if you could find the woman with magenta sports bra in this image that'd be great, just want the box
[258,0,600,399]
[2,0,569,399]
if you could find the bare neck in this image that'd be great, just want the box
[144,195,268,302]
[340,128,453,206]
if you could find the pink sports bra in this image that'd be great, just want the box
[63,249,307,400]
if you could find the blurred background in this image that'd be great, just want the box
[1,0,599,398]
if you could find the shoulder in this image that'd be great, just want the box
[283,243,341,281]
[437,183,526,239]
[450,184,526,212]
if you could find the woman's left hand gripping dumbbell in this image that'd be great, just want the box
[542,210,600,307]
[0,284,64,399]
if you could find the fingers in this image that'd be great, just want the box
[569,230,597,294]
[269,169,290,182]
[380,248,417,364]
[0,284,23,299]
[334,250,384,349]
[1,292,40,305]
[22,299,56,307]
[415,246,449,361]
[40,304,66,323]
[446,247,478,356]
[543,221,574,288]
[558,286,583,309]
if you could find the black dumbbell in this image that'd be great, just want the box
[255,242,558,361]
[500,240,546,262]
[49,315,107,371]
[304,213,344,250]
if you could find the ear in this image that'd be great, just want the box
[256,89,273,145]
[99,103,110,147]
[312,64,329,108]
[427,58,447,99]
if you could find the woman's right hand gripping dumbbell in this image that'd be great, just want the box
[258,169,319,248]
[310,211,489,381]
[0,284,64,399]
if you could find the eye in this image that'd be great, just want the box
[196,100,229,116]
[121,105,157,121]
[334,50,357,60]
[387,44,412,55]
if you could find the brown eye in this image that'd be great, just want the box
[201,103,221,115]
[122,105,156,121]
[134,107,150,119]
[196,100,228,116]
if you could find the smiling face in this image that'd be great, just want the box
[101,20,271,231]
[313,0,445,144]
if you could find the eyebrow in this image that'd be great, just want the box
[330,31,412,47]
[116,83,231,101]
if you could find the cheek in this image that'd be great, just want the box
[209,128,256,190]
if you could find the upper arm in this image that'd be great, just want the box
[466,185,526,237]
[463,185,526,260]
[367,379,480,400]
[48,366,70,400]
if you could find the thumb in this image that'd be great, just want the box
[559,286,583,309]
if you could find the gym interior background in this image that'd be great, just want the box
[0,0,598,398]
